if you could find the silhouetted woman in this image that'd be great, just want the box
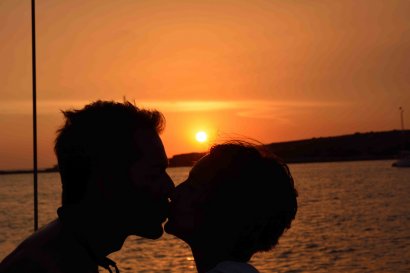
[165,142,298,273]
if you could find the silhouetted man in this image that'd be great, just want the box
[0,101,174,273]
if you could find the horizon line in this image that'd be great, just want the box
[1,128,407,172]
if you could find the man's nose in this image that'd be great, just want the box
[164,172,175,196]
[168,182,181,202]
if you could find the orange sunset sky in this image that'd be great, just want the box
[0,0,409,170]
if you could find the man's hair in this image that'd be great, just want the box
[202,142,298,261]
[54,100,165,205]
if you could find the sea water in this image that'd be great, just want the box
[1,160,409,272]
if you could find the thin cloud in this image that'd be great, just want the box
[140,100,347,123]
[138,100,239,112]
[0,99,347,120]
[140,100,346,113]
[0,100,91,115]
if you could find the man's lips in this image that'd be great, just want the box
[157,199,171,222]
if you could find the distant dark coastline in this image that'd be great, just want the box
[1,130,409,174]
[168,130,410,167]
[0,167,59,175]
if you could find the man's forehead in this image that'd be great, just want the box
[133,129,168,165]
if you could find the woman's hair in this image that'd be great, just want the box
[202,141,298,261]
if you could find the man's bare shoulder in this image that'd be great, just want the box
[0,219,65,273]
[0,253,47,273]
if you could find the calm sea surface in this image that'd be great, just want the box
[1,160,409,272]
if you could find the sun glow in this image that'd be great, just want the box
[195,131,208,143]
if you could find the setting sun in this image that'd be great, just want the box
[195,131,208,143]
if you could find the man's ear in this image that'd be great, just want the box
[97,176,114,201]
[88,168,114,202]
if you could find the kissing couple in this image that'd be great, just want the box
[0,101,297,273]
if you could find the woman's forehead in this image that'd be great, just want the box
[189,154,232,186]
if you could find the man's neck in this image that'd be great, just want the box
[57,203,127,259]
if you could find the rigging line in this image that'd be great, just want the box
[31,0,38,231]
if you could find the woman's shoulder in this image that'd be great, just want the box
[207,261,259,273]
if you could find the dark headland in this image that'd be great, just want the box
[168,130,410,167]
[1,130,409,174]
